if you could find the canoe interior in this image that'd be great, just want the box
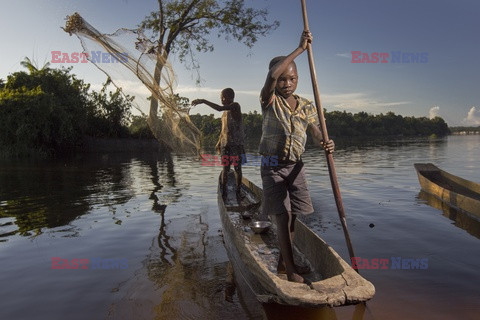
[218,171,375,307]
[414,163,480,200]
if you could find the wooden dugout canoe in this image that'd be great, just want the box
[217,172,375,307]
[414,163,480,218]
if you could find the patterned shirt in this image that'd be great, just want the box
[259,92,319,162]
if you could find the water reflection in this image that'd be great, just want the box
[263,303,343,320]
[2,136,480,319]
[125,161,241,319]
[332,136,447,151]
[144,153,186,267]
[145,210,235,319]
[0,152,188,241]
[417,191,480,239]
[148,154,169,213]
[0,155,133,238]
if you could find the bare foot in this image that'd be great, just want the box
[287,273,312,287]
[287,273,305,283]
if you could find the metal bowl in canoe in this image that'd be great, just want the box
[250,221,272,234]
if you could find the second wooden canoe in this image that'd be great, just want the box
[414,163,480,217]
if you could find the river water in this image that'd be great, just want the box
[1,135,479,320]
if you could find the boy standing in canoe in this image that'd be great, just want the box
[192,88,245,200]
[259,31,334,284]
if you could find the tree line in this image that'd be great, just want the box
[449,126,480,134]
[1,62,450,158]
[1,1,450,159]
[0,62,151,158]
[192,110,450,148]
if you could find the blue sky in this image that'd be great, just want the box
[1,0,479,126]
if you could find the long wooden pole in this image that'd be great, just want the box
[300,0,357,265]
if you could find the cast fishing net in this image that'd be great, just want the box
[63,12,201,154]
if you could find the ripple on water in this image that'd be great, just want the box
[1,137,480,319]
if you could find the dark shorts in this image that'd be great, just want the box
[260,160,314,216]
[221,145,245,168]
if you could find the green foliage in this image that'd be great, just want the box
[449,126,480,133]
[0,61,89,157]
[190,110,263,148]
[19,57,50,74]
[190,113,221,146]
[0,59,138,158]
[135,0,278,145]
[86,80,134,138]
[190,110,451,149]
[129,115,155,139]
[242,111,263,144]
[324,111,450,137]
[139,0,279,81]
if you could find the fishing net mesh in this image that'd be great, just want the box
[63,12,201,154]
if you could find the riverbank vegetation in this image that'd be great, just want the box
[191,110,450,148]
[449,126,480,134]
[1,62,450,158]
[0,61,152,158]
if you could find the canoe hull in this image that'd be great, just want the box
[418,190,480,239]
[414,163,480,217]
[218,172,375,307]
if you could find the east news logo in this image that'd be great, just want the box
[51,257,128,269]
[351,257,429,270]
[351,51,428,63]
[51,51,128,64]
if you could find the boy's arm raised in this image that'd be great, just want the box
[260,31,312,106]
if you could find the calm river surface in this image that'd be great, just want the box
[1,135,479,320]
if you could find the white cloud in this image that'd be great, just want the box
[89,83,104,92]
[176,85,258,96]
[336,52,351,59]
[90,81,413,116]
[463,106,480,125]
[115,79,151,96]
[429,106,440,119]
[177,86,411,114]
[89,80,154,115]
[298,91,411,113]
[90,80,151,97]
[176,86,219,94]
